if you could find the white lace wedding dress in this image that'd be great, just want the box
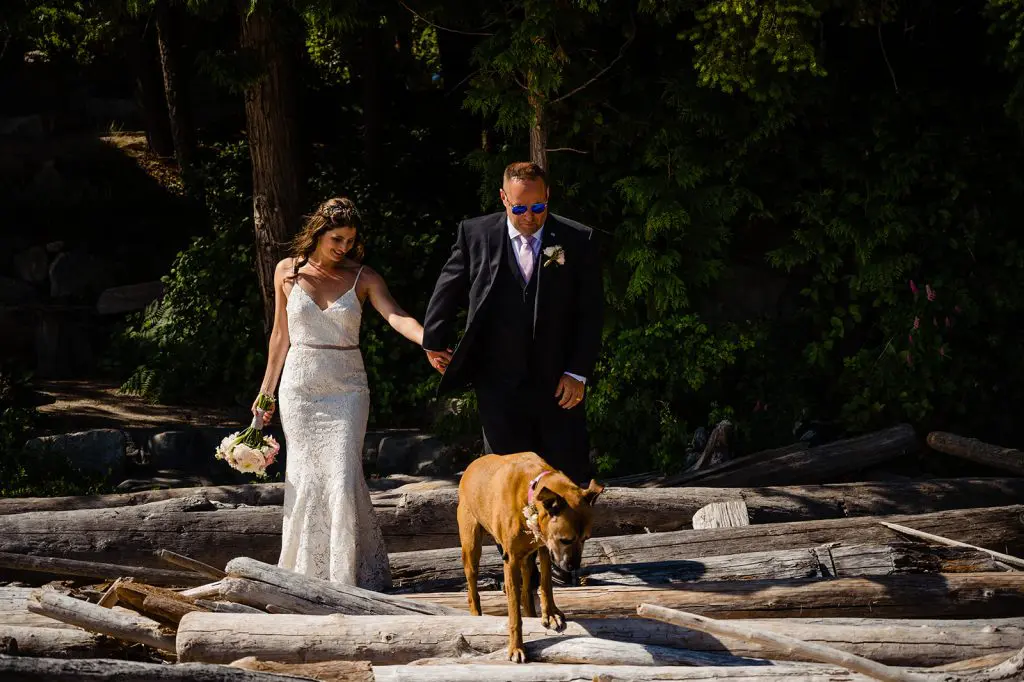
[276,267,392,590]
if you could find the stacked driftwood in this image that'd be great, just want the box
[2,425,1024,680]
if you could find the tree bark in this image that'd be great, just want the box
[175,611,1024,667]
[528,78,548,171]
[239,1,303,334]
[406,573,1024,620]
[388,504,1024,588]
[0,655,319,682]
[927,432,1024,476]
[153,0,197,175]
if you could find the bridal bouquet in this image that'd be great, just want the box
[214,393,280,478]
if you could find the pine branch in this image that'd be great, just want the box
[397,1,495,37]
[551,17,635,104]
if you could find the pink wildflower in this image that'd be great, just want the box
[913,317,920,329]
[945,316,951,328]
[909,280,919,295]
[926,284,936,301]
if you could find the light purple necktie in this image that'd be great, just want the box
[518,235,536,282]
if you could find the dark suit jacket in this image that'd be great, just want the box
[422,212,604,395]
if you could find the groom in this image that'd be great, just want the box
[422,162,603,486]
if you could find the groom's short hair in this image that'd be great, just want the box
[503,162,547,186]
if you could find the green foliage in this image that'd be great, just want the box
[588,315,756,474]
[108,141,267,407]
[0,364,113,497]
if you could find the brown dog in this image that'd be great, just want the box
[457,452,604,663]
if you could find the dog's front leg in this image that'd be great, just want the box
[503,555,527,663]
[519,553,537,618]
[537,547,566,630]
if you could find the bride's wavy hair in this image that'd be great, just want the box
[289,197,365,279]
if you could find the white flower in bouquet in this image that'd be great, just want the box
[213,393,280,479]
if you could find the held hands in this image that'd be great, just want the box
[555,374,585,409]
[251,393,276,426]
[425,348,454,374]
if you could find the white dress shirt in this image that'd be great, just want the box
[507,218,586,386]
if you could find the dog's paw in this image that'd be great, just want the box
[508,646,528,663]
[542,608,566,631]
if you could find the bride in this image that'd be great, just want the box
[253,197,448,590]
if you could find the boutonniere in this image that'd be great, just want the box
[543,245,566,267]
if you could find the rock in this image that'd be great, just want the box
[49,251,109,299]
[23,429,127,479]
[412,436,451,476]
[0,277,37,305]
[13,246,48,283]
[96,281,164,315]
[0,115,44,138]
[147,430,200,469]
[375,433,452,476]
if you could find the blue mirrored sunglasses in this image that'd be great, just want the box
[510,202,548,215]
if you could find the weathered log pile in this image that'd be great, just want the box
[3,425,1024,681]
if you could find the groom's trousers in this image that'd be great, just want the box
[475,381,592,486]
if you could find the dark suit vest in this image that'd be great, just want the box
[471,234,540,387]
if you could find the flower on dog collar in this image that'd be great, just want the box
[523,470,553,542]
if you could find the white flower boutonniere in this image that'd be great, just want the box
[543,245,566,268]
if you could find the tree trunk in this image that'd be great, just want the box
[174,611,1024,667]
[0,483,286,515]
[129,22,174,157]
[927,432,1024,476]
[1,587,76,630]
[405,573,1024,620]
[153,0,197,175]
[360,23,386,177]
[239,1,303,334]
[0,656,320,682]
[528,83,548,170]
[388,505,1024,588]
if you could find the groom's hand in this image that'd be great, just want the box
[425,349,453,374]
[555,374,585,409]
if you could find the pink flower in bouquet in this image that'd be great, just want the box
[263,435,281,466]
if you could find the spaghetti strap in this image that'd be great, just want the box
[353,266,365,287]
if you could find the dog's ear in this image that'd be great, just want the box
[535,487,564,515]
[581,479,605,506]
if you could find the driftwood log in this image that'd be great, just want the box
[0,587,76,629]
[927,432,1024,476]
[637,605,911,682]
[5,480,1024,568]
[0,655,319,682]
[0,550,204,586]
[25,590,175,652]
[677,424,918,487]
[0,625,139,659]
[175,612,1024,667]
[230,657,374,680]
[389,505,1024,589]
[394,542,1000,592]
[222,557,464,616]
[405,573,1024,619]
[0,474,451,515]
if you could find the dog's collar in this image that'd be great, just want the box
[527,470,552,505]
